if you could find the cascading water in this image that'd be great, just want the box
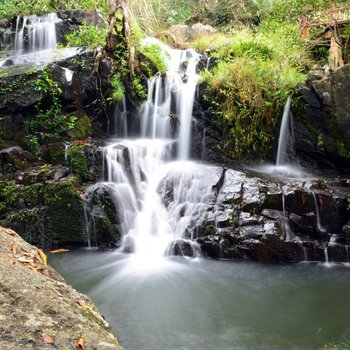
[84,42,210,269]
[0,13,78,68]
[139,40,200,159]
[276,96,293,167]
[14,13,60,53]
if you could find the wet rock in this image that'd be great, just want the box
[167,239,199,257]
[84,183,124,248]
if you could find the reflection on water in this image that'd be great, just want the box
[49,250,350,350]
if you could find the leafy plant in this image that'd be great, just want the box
[109,73,125,103]
[138,42,168,75]
[64,24,107,48]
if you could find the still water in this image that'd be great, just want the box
[49,251,350,350]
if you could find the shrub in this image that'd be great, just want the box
[64,24,107,48]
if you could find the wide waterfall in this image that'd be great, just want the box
[0,13,79,68]
[86,43,210,266]
[14,13,60,53]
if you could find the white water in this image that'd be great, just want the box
[0,13,80,69]
[139,39,200,159]
[250,96,305,178]
[311,191,326,234]
[276,96,293,166]
[86,44,205,268]
[14,13,60,53]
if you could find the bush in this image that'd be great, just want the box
[64,24,107,48]
[201,23,307,159]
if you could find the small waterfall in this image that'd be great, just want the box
[311,191,326,234]
[324,246,329,264]
[14,13,60,54]
[276,96,293,166]
[113,97,128,137]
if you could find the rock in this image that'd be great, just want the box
[293,64,350,171]
[0,146,37,170]
[84,183,125,248]
[191,23,217,39]
[165,23,216,48]
[0,226,124,350]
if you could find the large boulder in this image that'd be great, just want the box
[0,226,124,350]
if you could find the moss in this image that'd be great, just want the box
[0,180,19,214]
[67,144,94,182]
[44,178,85,245]
[67,114,93,140]
[22,183,45,208]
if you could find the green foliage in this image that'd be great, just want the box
[25,68,74,137]
[320,341,350,350]
[138,43,168,75]
[201,23,306,159]
[0,0,108,20]
[132,76,147,100]
[44,178,85,243]
[27,136,40,155]
[23,183,45,207]
[109,74,125,103]
[64,24,107,48]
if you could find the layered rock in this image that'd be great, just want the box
[0,226,124,350]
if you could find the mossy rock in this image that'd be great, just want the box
[67,113,93,140]
[67,143,94,182]
[1,207,49,246]
[44,178,86,245]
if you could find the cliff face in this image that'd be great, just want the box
[0,225,125,350]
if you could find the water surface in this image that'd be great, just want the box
[49,251,350,350]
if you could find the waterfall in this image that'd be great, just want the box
[0,13,79,69]
[276,96,293,166]
[84,43,207,265]
[139,41,200,160]
[14,13,60,54]
[311,191,326,234]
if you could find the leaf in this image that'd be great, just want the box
[11,243,17,254]
[75,336,85,349]
[75,300,92,310]
[38,268,49,276]
[50,249,70,254]
[17,256,34,263]
[49,287,63,297]
[37,248,47,265]
[42,333,54,345]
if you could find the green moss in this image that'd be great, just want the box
[67,143,94,182]
[0,180,19,214]
[23,183,45,208]
[44,178,85,244]
[67,114,93,140]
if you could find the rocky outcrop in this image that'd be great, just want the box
[160,166,350,263]
[292,64,350,172]
[165,23,216,49]
[0,226,124,350]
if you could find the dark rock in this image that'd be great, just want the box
[84,183,125,248]
[0,146,37,170]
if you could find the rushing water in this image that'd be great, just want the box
[50,251,350,350]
